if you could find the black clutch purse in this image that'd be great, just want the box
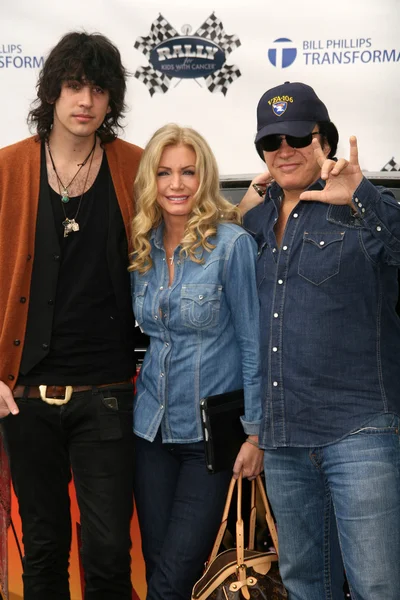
[200,389,245,473]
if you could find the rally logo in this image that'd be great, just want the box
[272,102,287,116]
[134,13,241,95]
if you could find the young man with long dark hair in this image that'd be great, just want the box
[0,31,142,599]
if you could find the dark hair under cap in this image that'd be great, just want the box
[28,31,128,142]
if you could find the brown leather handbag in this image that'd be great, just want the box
[192,472,287,600]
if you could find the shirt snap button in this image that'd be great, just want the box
[198,295,204,300]
[376,226,382,232]
[319,241,325,246]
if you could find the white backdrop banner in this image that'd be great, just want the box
[1,0,399,177]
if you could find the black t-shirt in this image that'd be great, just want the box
[18,153,134,385]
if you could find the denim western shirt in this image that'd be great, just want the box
[131,222,262,443]
[244,177,400,449]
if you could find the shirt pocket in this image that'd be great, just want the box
[132,281,148,325]
[180,283,222,330]
[298,231,345,285]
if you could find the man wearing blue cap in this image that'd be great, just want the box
[240,82,400,599]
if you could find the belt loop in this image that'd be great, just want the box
[23,385,30,399]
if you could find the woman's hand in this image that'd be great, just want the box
[232,436,264,480]
[238,171,274,216]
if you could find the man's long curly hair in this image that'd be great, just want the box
[28,31,127,143]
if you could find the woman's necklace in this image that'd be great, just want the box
[47,137,96,204]
[164,238,177,265]
[167,249,174,265]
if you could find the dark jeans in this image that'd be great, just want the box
[133,433,231,600]
[2,384,135,600]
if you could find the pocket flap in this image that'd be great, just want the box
[181,284,222,305]
[303,231,345,249]
[133,281,148,297]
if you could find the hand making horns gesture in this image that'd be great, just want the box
[300,136,364,206]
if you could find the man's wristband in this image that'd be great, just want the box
[245,437,260,449]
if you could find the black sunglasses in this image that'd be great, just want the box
[259,132,320,152]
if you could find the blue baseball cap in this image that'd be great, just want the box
[255,81,333,143]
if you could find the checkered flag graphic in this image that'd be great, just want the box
[206,64,241,96]
[195,13,241,55]
[134,12,241,95]
[134,65,170,96]
[381,157,400,172]
[134,14,178,59]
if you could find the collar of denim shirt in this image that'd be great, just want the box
[267,177,325,205]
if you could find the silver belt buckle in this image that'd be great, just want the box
[39,385,73,405]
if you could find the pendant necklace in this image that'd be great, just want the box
[164,240,176,265]
[47,137,96,204]
[52,143,96,238]
[61,146,95,238]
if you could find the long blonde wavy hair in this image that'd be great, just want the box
[129,123,241,274]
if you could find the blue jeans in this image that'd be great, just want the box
[2,384,135,600]
[263,413,400,600]
[133,433,231,600]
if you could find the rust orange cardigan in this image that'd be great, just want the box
[0,135,142,389]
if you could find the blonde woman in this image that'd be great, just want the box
[129,124,263,600]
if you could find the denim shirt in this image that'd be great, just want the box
[131,222,262,443]
[244,177,400,449]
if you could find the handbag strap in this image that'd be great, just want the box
[208,471,279,565]
[208,475,237,563]
[256,473,280,555]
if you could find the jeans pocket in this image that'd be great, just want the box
[349,413,400,436]
[298,231,345,285]
[98,389,133,441]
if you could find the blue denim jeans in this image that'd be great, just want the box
[133,433,232,600]
[263,413,400,600]
[2,384,135,600]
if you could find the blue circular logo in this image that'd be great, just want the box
[268,38,297,68]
